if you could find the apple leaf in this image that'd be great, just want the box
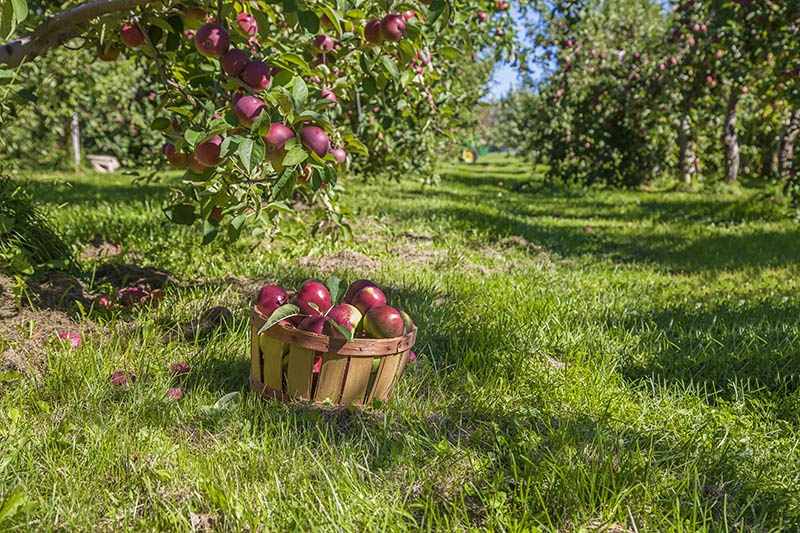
[257,304,300,334]
[238,138,265,174]
[164,204,196,225]
[219,136,240,158]
[319,4,342,35]
[307,302,320,313]
[0,488,30,524]
[324,317,353,342]
[151,117,171,131]
[10,0,26,24]
[282,146,308,167]
[297,10,319,34]
[380,56,400,80]
[326,276,347,305]
[227,213,246,240]
[438,46,461,59]
[270,168,297,201]
[184,126,205,147]
[250,111,270,135]
[292,76,308,108]
[201,219,219,245]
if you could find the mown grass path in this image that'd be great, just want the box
[1,154,799,531]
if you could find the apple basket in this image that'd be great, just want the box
[249,307,417,406]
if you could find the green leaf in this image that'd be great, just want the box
[151,117,171,131]
[326,276,347,305]
[0,488,29,524]
[184,126,205,146]
[250,110,270,134]
[10,0,26,23]
[238,138,265,173]
[292,76,308,108]
[273,69,293,87]
[278,53,311,73]
[297,10,319,33]
[227,213,247,240]
[1,0,16,40]
[166,106,194,118]
[363,76,377,96]
[212,391,240,410]
[219,136,240,158]
[282,0,297,13]
[165,204,196,225]
[202,219,219,245]
[283,146,308,167]
[320,5,342,35]
[270,168,297,201]
[438,45,461,59]
[258,304,301,333]
[344,137,368,156]
[324,316,353,341]
[14,88,36,103]
[380,56,400,80]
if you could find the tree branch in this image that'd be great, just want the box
[0,0,155,68]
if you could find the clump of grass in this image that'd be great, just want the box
[0,174,75,276]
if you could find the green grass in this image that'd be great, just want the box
[1,153,799,531]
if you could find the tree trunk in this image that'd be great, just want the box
[723,86,740,184]
[678,115,693,184]
[778,109,800,179]
[71,112,81,170]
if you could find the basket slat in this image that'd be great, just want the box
[260,334,286,392]
[367,350,407,403]
[313,352,348,403]
[286,344,315,399]
[250,319,262,387]
[339,356,374,405]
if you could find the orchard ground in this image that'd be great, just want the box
[2,154,800,531]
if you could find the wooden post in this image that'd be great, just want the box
[71,111,81,170]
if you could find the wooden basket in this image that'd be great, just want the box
[249,307,417,406]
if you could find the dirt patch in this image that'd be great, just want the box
[295,250,377,274]
[79,236,122,261]
[94,263,175,289]
[499,235,543,253]
[399,231,438,242]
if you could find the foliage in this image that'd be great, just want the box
[0,175,74,277]
[1,0,537,242]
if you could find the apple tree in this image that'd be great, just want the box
[0,0,541,242]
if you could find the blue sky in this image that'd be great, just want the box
[486,62,522,100]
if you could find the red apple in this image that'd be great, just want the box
[402,10,416,21]
[313,34,335,53]
[323,304,362,338]
[234,96,267,127]
[162,143,188,168]
[180,7,206,30]
[380,14,405,42]
[120,24,144,48]
[262,123,295,168]
[256,285,289,317]
[58,332,82,350]
[291,280,332,319]
[363,305,405,338]
[242,60,270,91]
[194,23,230,58]
[350,286,386,315]
[330,147,346,164]
[321,89,337,108]
[298,315,326,333]
[194,135,224,167]
[477,11,487,22]
[97,46,120,61]
[236,12,258,37]
[364,19,383,45]
[187,152,208,174]
[300,126,330,158]
[222,49,249,76]
[344,279,376,303]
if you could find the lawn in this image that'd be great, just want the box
[1,153,799,531]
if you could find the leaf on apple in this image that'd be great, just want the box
[324,316,353,342]
[326,276,347,305]
[258,304,300,334]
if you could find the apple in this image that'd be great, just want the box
[97,46,120,61]
[167,388,186,400]
[209,206,223,222]
[343,279,376,303]
[110,370,136,387]
[380,14,405,42]
[118,287,146,305]
[222,49,249,76]
[236,12,258,37]
[180,7,206,30]
[170,362,191,376]
[171,118,183,133]
[363,305,405,338]
[194,135,224,167]
[120,24,144,48]
[350,286,386,315]
[313,34,335,53]
[298,315,326,334]
[162,143,187,168]
[256,285,289,317]
[321,14,333,28]
[58,332,82,349]
[187,152,208,174]
[300,126,330,158]
[291,280,332,319]
[202,306,232,325]
[263,123,295,168]
[364,19,383,45]
[402,10,416,21]
[194,23,230,58]
[408,351,417,364]
[234,96,267,127]
[323,304,362,338]
[242,60,271,91]
[321,89,337,108]
[330,147,346,164]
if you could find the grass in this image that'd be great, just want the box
[1,153,799,531]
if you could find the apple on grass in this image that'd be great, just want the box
[202,306,231,326]
[350,285,386,315]
[58,332,82,349]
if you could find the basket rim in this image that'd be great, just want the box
[252,306,417,356]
